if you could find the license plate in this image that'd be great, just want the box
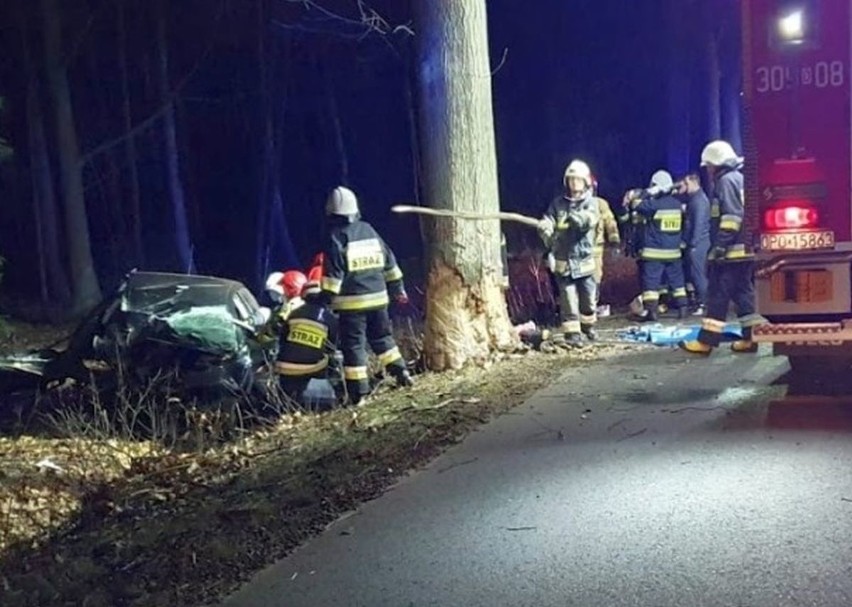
[761,230,835,251]
[770,270,833,304]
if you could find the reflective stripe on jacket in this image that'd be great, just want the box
[320,220,405,312]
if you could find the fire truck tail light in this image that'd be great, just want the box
[764,205,819,230]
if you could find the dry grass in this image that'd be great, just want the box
[0,273,642,607]
[0,342,633,607]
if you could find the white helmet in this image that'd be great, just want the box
[563,159,592,188]
[265,271,285,303]
[700,140,743,167]
[650,170,674,190]
[326,186,359,217]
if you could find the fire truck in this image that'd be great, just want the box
[744,0,852,369]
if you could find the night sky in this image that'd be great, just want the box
[0,0,742,303]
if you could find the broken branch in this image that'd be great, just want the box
[391,204,541,228]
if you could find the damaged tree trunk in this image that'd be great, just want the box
[413,0,516,371]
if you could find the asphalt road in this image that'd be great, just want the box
[223,345,852,607]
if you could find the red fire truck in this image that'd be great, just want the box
[744,0,852,368]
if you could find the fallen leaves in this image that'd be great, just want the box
[0,342,636,607]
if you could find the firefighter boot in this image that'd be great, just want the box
[731,340,758,353]
[393,367,415,388]
[679,340,713,355]
[565,333,586,349]
[731,327,759,353]
[582,325,598,342]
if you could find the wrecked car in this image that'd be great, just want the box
[0,271,275,405]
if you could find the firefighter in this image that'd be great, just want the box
[260,270,309,344]
[679,173,711,315]
[307,252,324,284]
[591,178,621,306]
[275,280,344,407]
[630,170,689,321]
[681,141,766,354]
[320,186,413,405]
[538,159,600,347]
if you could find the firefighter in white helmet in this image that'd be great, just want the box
[629,170,690,320]
[320,186,413,405]
[538,159,601,347]
[680,140,766,354]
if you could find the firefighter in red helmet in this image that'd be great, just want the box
[261,270,308,344]
[307,252,324,284]
[274,279,344,407]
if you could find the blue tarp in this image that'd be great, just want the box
[616,323,743,345]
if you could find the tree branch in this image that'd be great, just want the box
[78,0,227,167]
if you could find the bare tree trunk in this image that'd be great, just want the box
[705,10,722,141]
[255,1,297,287]
[20,6,70,305]
[156,3,195,273]
[41,0,101,314]
[666,0,691,175]
[256,0,272,285]
[413,0,516,371]
[118,0,144,268]
[719,1,743,153]
[323,57,349,185]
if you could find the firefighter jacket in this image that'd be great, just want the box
[320,220,405,312]
[594,197,621,255]
[539,192,599,279]
[275,297,338,377]
[257,296,305,346]
[631,193,684,261]
[683,188,711,249]
[710,165,753,262]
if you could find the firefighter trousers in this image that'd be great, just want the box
[278,354,345,409]
[554,274,596,335]
[592,252,604,307]
[697,260,765,346]
[641,259,688,312]
[339,307,407,402]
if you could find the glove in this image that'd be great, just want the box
[394,291,410,306]
[710,246,726,260]
[538,217,555,238]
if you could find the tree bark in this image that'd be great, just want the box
[719,0,743,152]
[666,0,691,175]
[323,56,350,185]
[41,0,101,314]
[413,0,516,371]
[20,4,70,305]
[156,3,195,274]
[117,0,144,267]
[705,8,722,141]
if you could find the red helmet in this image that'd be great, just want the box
[281,270,307,300]
[307,252,324,283]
